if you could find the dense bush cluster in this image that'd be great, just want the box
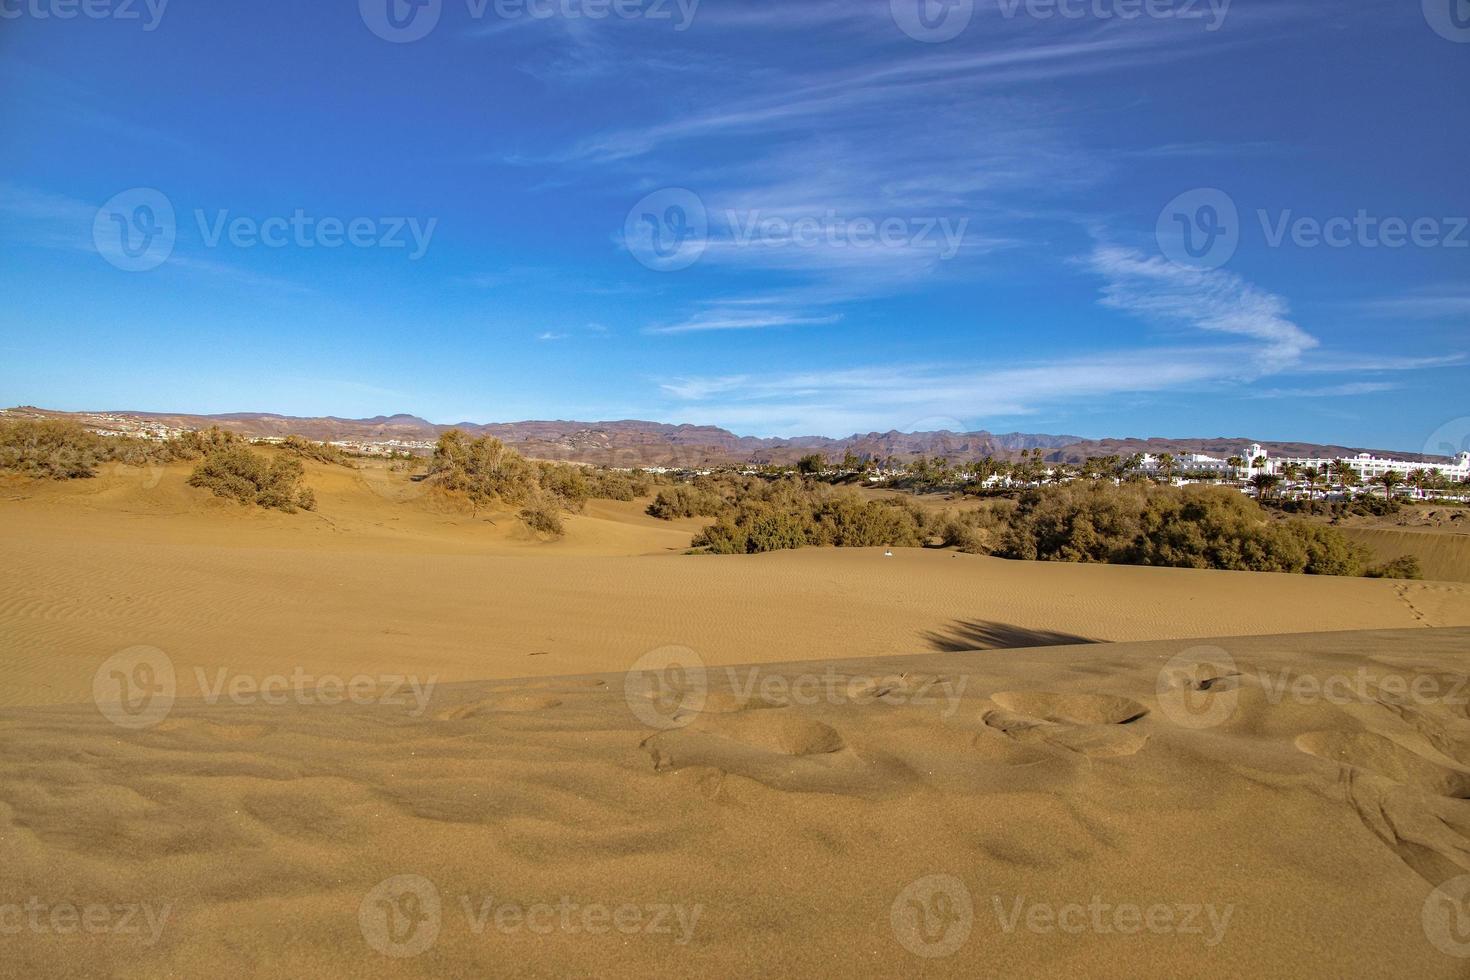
[0,419,249,478]
[187,445,317,513]
[275,435,355,467]
[646,470,1404,577]
[646,483,730,520]
[427,430,663,537]
[0,419,107,478]
[995,483,1371,575]
[691,478,928,554]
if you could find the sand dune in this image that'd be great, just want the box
[6,464,1470,976]
[4,464,1468,710]
[5,629,1470,976]
[1340,526,1470,584]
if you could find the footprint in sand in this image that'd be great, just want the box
[434,693,563,720]
[982,692,1149,758]
[1295,730,1470,799]
[641,712,907,797]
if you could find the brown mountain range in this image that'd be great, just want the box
[5,406,1448,467]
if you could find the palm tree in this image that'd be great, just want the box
[1378,470,1404,502]
[1156,453,1178,483]
[1303,466,1325,500]
[1249,472,1282,500]
[1330,459,1358,491]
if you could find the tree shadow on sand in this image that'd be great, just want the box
[920,620,1099,652]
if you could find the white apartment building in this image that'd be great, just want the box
[1138,452,1238,476]
[1245,443,1470,482]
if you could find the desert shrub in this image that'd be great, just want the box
[811,493,925,548]
[519,500,566,538]
[0,419,106,478]
[187,446,316,513]
[998,483,1371,576]
[585,468,656,501]
[170,426,244,459]
[276,435,354,467]
[690,482,926,554]
[1365,555,1423,580]
[427,430,539,513]
[647,484,729,519]
[536,463,591,511]
[933,506,1010,554]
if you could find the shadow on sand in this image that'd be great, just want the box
[920,620,1099,652]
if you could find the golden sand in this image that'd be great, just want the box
[3,461,1470,977]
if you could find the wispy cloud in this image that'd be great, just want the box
[1088,245,1317,370]
[1248,382,1399,399]
[645,311,842,335]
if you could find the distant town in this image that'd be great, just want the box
[4,406,1467,501]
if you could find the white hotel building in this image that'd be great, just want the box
[1247,444,1470,482]
[1139,444,1470,483]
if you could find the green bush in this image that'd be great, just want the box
[536,463,591,511]
[275,435,355,467]
[1365,555,1423,580]
[187,446,316,513]
[647,484,729,519]
[997,483,1371,576]
[0,419,106,479]
[690,480,926,554]
[427,430,540,513]
[519,501,566,537]
[584,468,656,501]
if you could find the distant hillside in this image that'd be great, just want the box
[2,406,1446,467]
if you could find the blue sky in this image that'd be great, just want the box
[1,0,1466,452]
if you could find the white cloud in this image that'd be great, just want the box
[645,311,842,335]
